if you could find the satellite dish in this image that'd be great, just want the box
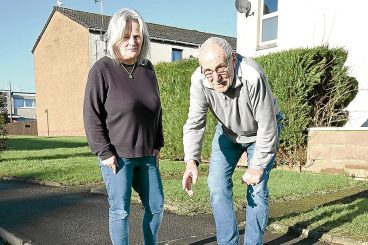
[235,0,253,17]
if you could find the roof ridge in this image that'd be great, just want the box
[146,22,236,38]
[32,6,237,53]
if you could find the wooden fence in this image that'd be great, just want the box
[7,121,38,136]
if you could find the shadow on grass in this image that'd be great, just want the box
[182,224,315,245]
[6,137,88,151]
[266,189,368,244]
[4,152,95,162]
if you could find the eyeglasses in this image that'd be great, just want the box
[202,65,229,81]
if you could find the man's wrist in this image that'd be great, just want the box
[249,166,264,170]
[185,160,199,167]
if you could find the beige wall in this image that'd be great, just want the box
[34,12,89,136]
[305,128,368,178]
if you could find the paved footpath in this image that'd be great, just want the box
[0,179,344,245]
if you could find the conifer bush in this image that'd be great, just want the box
[155,58,216,160]
[0,92,8,157]
[256,46,357,165]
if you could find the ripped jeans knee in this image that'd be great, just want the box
[109,208,129,222]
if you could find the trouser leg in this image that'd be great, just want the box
[100,157,133,245]
[208,125,243,245]
[243,152,274,245]
[133,156,164,245]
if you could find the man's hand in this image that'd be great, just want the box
[182,160,199,196]
[242,167,264,186]
[101,155,118,174]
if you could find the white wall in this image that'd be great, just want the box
[237,0,368,126]
[89,33,107,67]
[149,42,199,64]
[89,34,200,65]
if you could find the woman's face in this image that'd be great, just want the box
[116,19,142,64]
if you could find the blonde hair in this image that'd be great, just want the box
[106,8,150,63]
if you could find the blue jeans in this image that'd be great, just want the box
[208,119,282,245]
[100,156,164,245]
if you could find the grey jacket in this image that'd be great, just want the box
[183,55,281,168]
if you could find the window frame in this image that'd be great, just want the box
[257,0,278,49]
[171,48,183,62]
[25,99,35,108]
[13,98,36,108]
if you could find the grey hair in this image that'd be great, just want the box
[199,37,234,64]
[106,8,150,63]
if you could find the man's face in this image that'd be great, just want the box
[199,44,236,93]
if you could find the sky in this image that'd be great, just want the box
[0,0,237,93]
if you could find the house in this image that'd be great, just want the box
[31,6,236,136]
[235,0,368,177]
[0,90,36,122]
[236,0,368,127]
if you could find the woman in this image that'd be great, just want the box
[83,8,164,245]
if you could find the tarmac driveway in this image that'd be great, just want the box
[0,180,330,245]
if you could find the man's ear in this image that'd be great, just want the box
[231,52,237,68]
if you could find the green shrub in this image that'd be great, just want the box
[256,49,313,152]
[256,46,358,160]
[303,47,358,126]
[0,92,8,157]
[155,59,216,160]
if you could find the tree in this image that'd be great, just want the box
[0,92,8,156]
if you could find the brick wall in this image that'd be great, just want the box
[304,127,368,178]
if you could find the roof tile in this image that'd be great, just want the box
[33,6,237,52]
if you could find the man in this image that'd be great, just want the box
[182,37,283,245]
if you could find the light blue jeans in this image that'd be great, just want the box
[100,156,164,245]
[208,117,282,245]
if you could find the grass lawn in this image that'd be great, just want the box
[1,136,367,242]
[273,197,368,242]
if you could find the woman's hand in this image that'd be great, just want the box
[101,155,118,174]
[152,149,160,167]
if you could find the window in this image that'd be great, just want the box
[25,99,35,107]
[13,98,35,108]
[14,98,24,108]
[171,48,183,62]
[259,0,278,46]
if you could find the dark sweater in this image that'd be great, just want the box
[83,56,164,160]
